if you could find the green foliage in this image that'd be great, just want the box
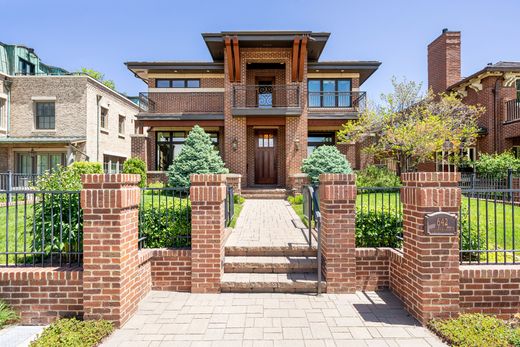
[36,162,103,191]
[428,314,520,347]
[30,318,114,347]
[356,165,401,187]
[229,194,244,228]
[0,300,17,328]
[168,125,228,188]
[140,199,191,248]
[148,182,164,189]
[473,152,520,178]
[123,157,147,188]
[301,145,353,184]
[234,194,245,204]
[80,68,116,90]
[287,194,304,205]
[355,211,403,248]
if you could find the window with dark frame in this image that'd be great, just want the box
[516,80,520,101]
[19,58,35,75]
[308,79,352,108]
[307,132,335,156]
[100,107,108,129]
[17,152,65,175]
[156,130,219,171]
[118,115,125,135]
[155,79,201,88]
[35,102,55,129]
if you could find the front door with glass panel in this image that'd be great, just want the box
[255,130,277,185]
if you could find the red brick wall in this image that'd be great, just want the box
[150,249,191,292]
[147,92,224,113]
[428,30,461,95]
[355,248,390,291]
[460,265,520,318]
[0,268,83,324]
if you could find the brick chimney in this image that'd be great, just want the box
[427,29,461,95]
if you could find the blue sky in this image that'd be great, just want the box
[3,0,520,101]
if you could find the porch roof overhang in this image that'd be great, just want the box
[231,107,302,117]
[0,136,86,144]
[136,113,224,127]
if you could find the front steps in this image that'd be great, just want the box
[241,188,287,199]
[222,246,325,293]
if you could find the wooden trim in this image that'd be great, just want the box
[224,36,235,82]
[298,36,308,82]
[232,36,241,82]
[292,37,300,82]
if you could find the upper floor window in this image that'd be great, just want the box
[0,98,6,130]
[155,79,200,88]
[35,102,55,129]
[308,79,352,108]
[118,115,125,135]
[100,107,108,129]
[516,80,520,101]
[19,59,35,75]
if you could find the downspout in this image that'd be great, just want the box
[493,78,501,153]
[96,95,102,162]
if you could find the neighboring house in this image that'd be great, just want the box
[126,30,380,188]
[428,29,520,164]
[0,41,139,177]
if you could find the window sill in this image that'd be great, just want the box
[100,129,109,135]
[32,129,56,132]
[118,134,126,139]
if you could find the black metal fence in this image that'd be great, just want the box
[0,190,82,267]
[459,170,520,190]
[0,172,39,191]
[302,185,322,294]
[138,187,191,249]
[225,186,234,227]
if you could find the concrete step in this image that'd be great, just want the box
[241,188,287,199]
[224,256,317,273]
[225,246,317,257]
[221,272,326,293]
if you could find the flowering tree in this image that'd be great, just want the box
[337,78,484,173]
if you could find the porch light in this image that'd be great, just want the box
[294,139,300,151]
[232,138,238,151]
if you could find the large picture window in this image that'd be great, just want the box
[155,79,200,88]
[35,102,55,129]
[17,152,64,175]
[308,79,352,108]
[307,132,335,156]
[156,130,219,171]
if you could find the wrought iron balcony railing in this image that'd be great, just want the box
[232,85,301,109]
[307,91,366,111]
[506,99,520,122]
[138,92,224,113]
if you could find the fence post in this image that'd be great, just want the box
[7,170,12,191]
[318,173,357,293]
[190,174,227,293]
[399,172,461,323]
[81,174,141,327]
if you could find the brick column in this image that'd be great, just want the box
[130,134,149,169]
[225,173,242,196]
[319,173,357,293]
[400,172,461,323]
[190,174,227,293]
[81,174,141,327]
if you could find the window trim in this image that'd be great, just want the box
[307,78,352,108]
[34,101,56,130]
[118,115,126,135]
[155,79,201,88]
[100,106,109,131]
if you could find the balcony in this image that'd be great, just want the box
[307,91,366,120]
[506,99,520,123]
[232,85,301,117]
[138,92,224,114]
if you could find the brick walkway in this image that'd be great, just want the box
[102,290,446,346]
[225,199,312,249]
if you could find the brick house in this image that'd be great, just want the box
[126,31,380,189]
[0,42,139,178]
[428,29,520,160]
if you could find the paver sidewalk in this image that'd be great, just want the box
[102,290,446,347]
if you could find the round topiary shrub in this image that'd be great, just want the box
[123,157,147,188]
[168,125,228,188]
[301,145,353,184]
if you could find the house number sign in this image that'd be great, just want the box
[424,212,458,236]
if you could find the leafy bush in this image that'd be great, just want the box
[36,162,103,191]
[356,165,401,187]
[123,158,147,188]
[473,152,520,178]
[428,313,520,347]
[0,300,17,328]
[287,194,303,205]
[301,145,353,184]
[30,318,114,347]
[69,161,103,177]
[168,125,228,188]
[234,194,245,204]
[140,199,191,248]
[355,210,402,248]
[148,182,164,189]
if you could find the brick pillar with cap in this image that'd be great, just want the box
[400,172,461,323]
[81,174,141,327]
[319,173,357,293]
[190,174,227,293]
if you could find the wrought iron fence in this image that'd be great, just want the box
[232,85,301,108]
[459,171,515,190]
[302,185,322,294]
[138,187,191,250]
[459,188,520,265]
[0,190,82,267]
[0,172,39,191]
[225,186,234,227]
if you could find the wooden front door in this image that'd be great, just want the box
[255,130,277,185]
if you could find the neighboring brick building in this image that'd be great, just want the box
[0,42,139,177]
[126,31,380,188]
[428,29,520,158]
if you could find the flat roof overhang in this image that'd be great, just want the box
[125,62,224,83]
[307,61,382,85]
[136,113,224,127]
[202,31,330,62]
[0,137,86,144]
